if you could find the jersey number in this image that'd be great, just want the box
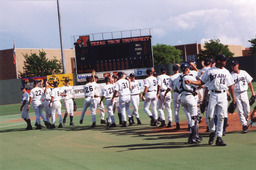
[220,78,226,85]
[35,90,42,96]
[153,80,157,86]
[85,86,93,93]
[108,87,114,94]
[122,82,128,89]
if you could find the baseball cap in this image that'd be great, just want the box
[204,58,211,66]
[86,76,92,82]
[117,72,123,78]
[112,75,117,79]
[173,64,179,71]
[180,63,190,71]
[231,60,239,66]
[129,73,135,77]
[160,67,167,74]
[65,78,69,82]
[146,69,152,76]
[105,77,110,82]
[216,54,228,61]
[20,86,25,90]
[94,75,98,79]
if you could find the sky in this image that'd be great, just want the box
[0,0,256,50]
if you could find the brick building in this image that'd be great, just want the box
[0,48,76,80]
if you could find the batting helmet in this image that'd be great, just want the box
[117,72,123,78]
[160,67,167,74]
[180,63,190,72]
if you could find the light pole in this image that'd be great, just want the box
[57,0,66,73]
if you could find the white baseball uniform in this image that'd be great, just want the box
[94,82,105,120]
[21,91,29,120]
[42,88,52,122]
[30,87,47,125]
[169,73,190,124]
[62,85,74,116]
[157,74,172,122]
[201,67,234,138]
[81,82,97,123]
[114,78,131,122]
[50,87,63,125]
[102,84,115,124]
[174,74,198,128]
[231,70,253,126]
[130,80,140,118]
[144,76,158,120]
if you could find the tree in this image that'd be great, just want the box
[199,39,234,59]
[248,36,256,55]
[19,50,62,78]
[153,44,182,65]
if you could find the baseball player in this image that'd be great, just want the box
[111,72,131,127]
[100,77,116,127]
[142,69,158,126]
[157,67,172,127]
[112,75,122,125]
[94,75,106,124]
[129,73,142,125]
[231,60,255,133]
[80,75,97,127]
[49,81,63,128]
[28,80,50,129]
[20,86,32,130]
[42,81,52,122]
[174,63,201,144]
[187,55,236,146]
[165,64,191,130]
[62,78,75,126]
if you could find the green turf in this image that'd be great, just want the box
[0,82,256,169]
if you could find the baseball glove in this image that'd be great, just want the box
[251,106,256,122]
[249,95,256,106]
[73,100,77,111]
[228,102,236,114]
[200,101,208,114]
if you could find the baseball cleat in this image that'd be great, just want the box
[242,125,248,133]
[167,121,172,127]
[159,120,166,127]
[208,132,215,145]
[58,123,63,128]
[216,137,227,146]
[175,123,180,129]
[91,122,96,128]
[110,123,117,127]
[100,119,106,124]
[26,126,33,130]
[121,121,127,127]
[70,122,74,126]
[137,118,142,125]
[79,119,83,124]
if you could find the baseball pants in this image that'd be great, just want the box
[235,91,250,126]
[158,92,172,122]
[119,95,131,122]
[105,99,115,123]
[131,94,140,118]
[95,97,105,120]
[144,97,158,120]
[81,97,96,123]
[21,103,29,120]
[180,94,197,128]
[64,99,74,116]
[32,102,47,125]
[51,101,63,124]
[43,100,51,122]
[207,92,228,138]
[173,92,191,124]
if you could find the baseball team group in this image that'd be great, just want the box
[20,54,256,146]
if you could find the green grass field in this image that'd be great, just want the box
[1,85,256,169]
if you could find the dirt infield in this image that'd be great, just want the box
[4,109,256,134]
[153,112,256,134]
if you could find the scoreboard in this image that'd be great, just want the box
[74,35,153,74]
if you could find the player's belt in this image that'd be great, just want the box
[131,94,139,96]
[85,96,93,98]
[147,90,156,92]
[160,89,166,92]
[45,99,50,101]
[211,90,226,93]
[105,97,111,99]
